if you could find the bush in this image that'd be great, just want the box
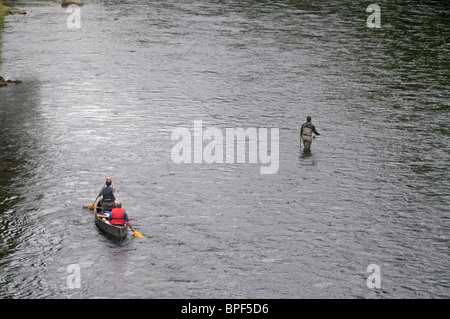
[0,4,13,31]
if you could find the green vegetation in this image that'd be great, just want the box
[1,3,13,16]
[0,3,13,33]
[1,1,10,74]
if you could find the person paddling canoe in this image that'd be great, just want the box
[98,177,116,211]
[102,201,136,233]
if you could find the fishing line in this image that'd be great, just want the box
[321,106,394,134]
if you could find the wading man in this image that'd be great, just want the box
[300,116,321,150]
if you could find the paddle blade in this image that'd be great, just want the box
[134,231,146,238]
[88,202,95,210]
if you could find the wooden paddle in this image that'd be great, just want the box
[88,183,108,210]
[88,201,96,210]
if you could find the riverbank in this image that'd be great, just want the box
[1,3,25,31]
[0,2,25,87]
[0,4,12,32]
[0,3,8,85]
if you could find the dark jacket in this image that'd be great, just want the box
[99,186,115,203]
[301,122,320,136]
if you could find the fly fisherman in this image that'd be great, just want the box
[300,116,321,150]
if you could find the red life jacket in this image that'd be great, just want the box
[111,208,126,226]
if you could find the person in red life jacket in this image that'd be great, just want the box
[109,201,136,232]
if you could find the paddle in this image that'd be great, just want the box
[133,230,146,238]
[88,183,107,210]
[99,214,147,238]
[88,198,97,211]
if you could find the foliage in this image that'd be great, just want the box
[0,4,14,30]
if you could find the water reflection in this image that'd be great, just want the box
[0,0,448,299]
[0,80,44,295]
[300,148,312,159]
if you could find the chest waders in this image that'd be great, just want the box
[301,127,313,150]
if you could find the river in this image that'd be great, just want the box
[0,0,448,299]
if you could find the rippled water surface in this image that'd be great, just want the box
[0,0,449,298]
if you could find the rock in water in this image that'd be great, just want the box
[61,0,84,7]
[0,76,22,87]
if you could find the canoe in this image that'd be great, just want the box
[94,197,127,240]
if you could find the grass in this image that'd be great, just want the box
[0,4,11,69]
[1,5,13,33]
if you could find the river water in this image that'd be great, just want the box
[0,0,448,299]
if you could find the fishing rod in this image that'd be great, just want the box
[299,106,394,151]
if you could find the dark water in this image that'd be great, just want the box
[0,0,448,298]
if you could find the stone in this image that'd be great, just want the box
[61,0,84,7]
